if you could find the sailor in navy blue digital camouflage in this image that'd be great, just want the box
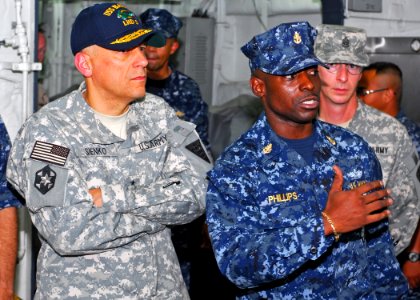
[0,116,22,300]
[0,116,21,210]
[140,8,211,151]
[6,3,211,299]
[206,21,409,299]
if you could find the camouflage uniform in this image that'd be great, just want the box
[346,100,420,255]
[315,24,420,256]
[206,114,408,299]
[0,116,21,209]
[6,83,212,299]
[397,111,420,156]
[146,70,210,150]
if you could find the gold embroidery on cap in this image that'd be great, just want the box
[293,32,302,44]
[110,29,152,45]
[262,143,272,154]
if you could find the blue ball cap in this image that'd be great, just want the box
[71,3,166,55]
[241,21,326,75]
[140,8,183,39]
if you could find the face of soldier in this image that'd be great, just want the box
[318,64,362,106]
[251,67,321,127]
[144,38,178,73]
[77,44,149,110]
[358,70,396,114]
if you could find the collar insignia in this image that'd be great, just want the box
[326,135,336,146]
[262,143,272,154]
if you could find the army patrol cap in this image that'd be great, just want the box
[314,24,369,67]
[140,8,183,38]
[71,3,165,55]
[241,21,325,76]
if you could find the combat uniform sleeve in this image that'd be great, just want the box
[387,133,420,254]
[100,119,212,225]
[206,162,332,289]
[6,117,165,256]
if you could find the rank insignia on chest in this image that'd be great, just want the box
[262,143,272,154]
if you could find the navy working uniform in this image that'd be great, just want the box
[0,116,21,209]
[146,71,210,150]
[397,110,420,156]
[140,8,210,151]
[7,83,211,299]
[206,21,408,299]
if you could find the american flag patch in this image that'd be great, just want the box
[30,141,70,166]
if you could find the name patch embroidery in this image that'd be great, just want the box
[30,141,70,167]
[374,146,389,154]
[137,135,167,152]
[267,192,298,203]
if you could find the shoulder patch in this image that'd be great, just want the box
[34,165,56,194]
[185,139,210,163]
[30,141,70,166]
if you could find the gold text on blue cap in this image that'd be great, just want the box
[103,4,124,16]
[111,29,152,45]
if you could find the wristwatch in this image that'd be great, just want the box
[408,252,420,262]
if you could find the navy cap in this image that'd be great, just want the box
[241,21,326,75]
[140,8,183,39]
[71,3,166,55]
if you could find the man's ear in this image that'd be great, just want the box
[170,39,179,55]
[250,76,265,99]
[74,52,92,77]
[385,88,399,104]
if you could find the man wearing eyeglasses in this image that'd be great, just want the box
[315,25,420,280]
[359,62,420,156]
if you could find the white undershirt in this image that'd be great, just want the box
[93,109,129,139]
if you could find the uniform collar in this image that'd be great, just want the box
[244,113,338,167]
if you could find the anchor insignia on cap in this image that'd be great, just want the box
[293,32,302,44]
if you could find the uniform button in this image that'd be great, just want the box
[310,246,317,254]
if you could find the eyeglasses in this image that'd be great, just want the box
[324,63,363,75]
[356,87,388,96]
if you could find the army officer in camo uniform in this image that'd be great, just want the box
[7,3,212,299]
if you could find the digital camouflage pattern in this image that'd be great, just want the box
[6,83,212,299]
[241,21,325,75]
[206,114,409,299]
[146,70,210,151]
[140,8,183,38]
[397,111,420,156]
[314,24,369,67]
[0,116,21,209]
[346,100,420,255]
